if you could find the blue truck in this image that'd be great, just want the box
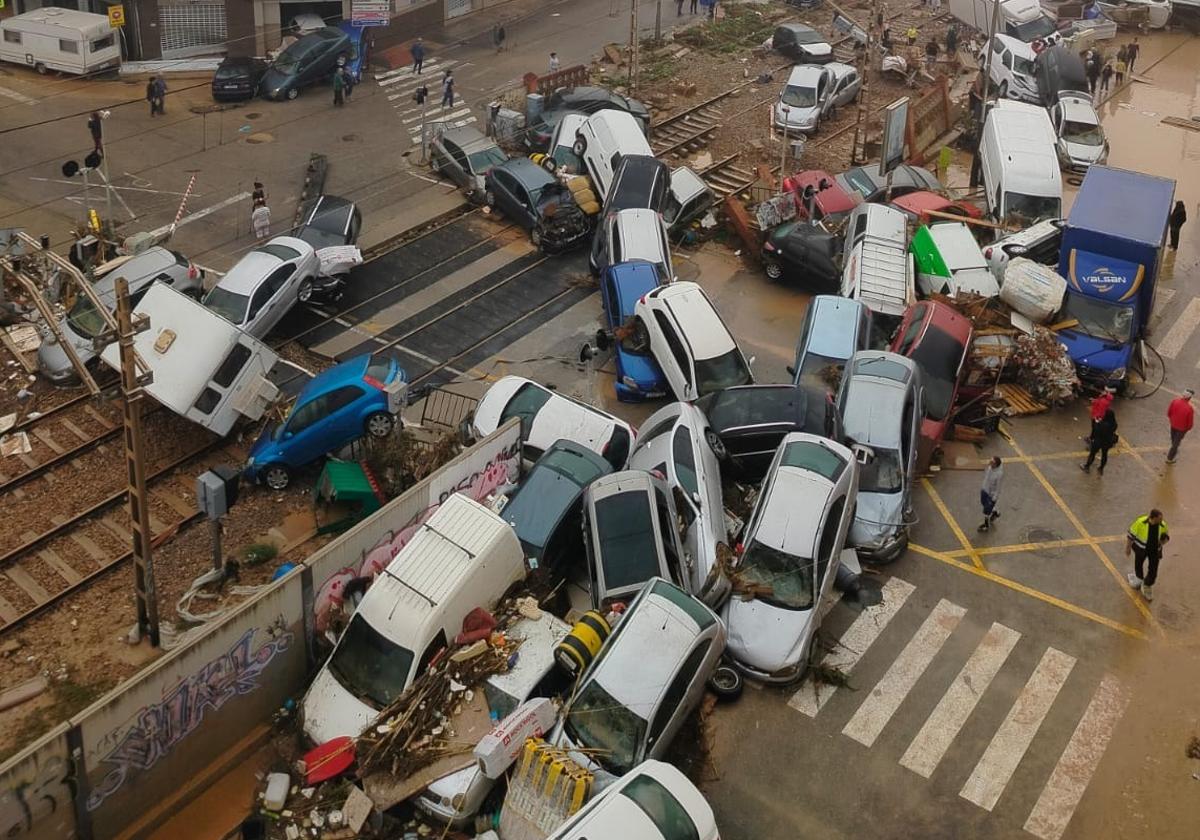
[1057,166,1175,388]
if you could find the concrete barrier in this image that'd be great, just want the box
[0,725,79,840]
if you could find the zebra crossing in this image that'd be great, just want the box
[787,576,1128,840]
[373,60,479,143]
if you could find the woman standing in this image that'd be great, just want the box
[1081,408,1118,475]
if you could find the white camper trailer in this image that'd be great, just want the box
[99,284,283,436]
[0,8,121,76]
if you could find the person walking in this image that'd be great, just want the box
[411,37,425,74]
[1169,200,1187,250]
[87,111,103,154]
[152,75,167,114]
[343,66,356,102]
[251,201,271,240]
[1080,408,1118,474]
[1117,44,1128,65]
[676,0,684,15]
[978,456,1004,532]
[1086,386,1115,444]
[690,0,698,14]
[1086,55,1100,95]
[906,25,918,46]
[441,69,455,109]
[1126,37,1140,74]
[549,52,560,73]
[1166,388,1194,464]
[332,68,345,106]
[945,23,959,56]
[492,23,506,53]
[1100,61,1113,95]
[146,76,158,116]
[1114,55,1126,86]
[925,38,940,73]
[1125,509,1169,601]
[252,181,266,206]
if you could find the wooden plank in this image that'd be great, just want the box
[83,405,115,429]
[0,591,18,624]
[5,565,51,604]
[59,418,92,443]
[70,533,108,563]
[0,329,37,374]
[156,490,195,519]
[31,428,65,455]
[98,516,131,542]
[148,512,168,536]
[38,549,81,584]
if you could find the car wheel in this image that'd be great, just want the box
[704,429,728,460]
[572,137,586,157]
[365,412,394,438]
[764,259,784,281]
[286,87,299,100]
[264,465,290,491]
[485,189,497,208]
[35,62,47,75]
[530,227,542,248]
[708,665,744,701]
[297,279,313,303]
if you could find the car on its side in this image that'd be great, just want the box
[980,33,1039,103]
[723,433,858,683]
[245,353,406,490]
[546,86,651,133]
[889,190,984,226]
[211,56,268,101]
[483,157,591,252]
[470,375,636,468]
[696,383,843,483]
[627,402,730,606]
[202,236,321,339]
[431,125,508,201]
[837,351,923,563]
[335,20,370,82]
[523,108,585,153]
[664,166,716,236]
[573,110,654,201]
[911,221,999,298]
[982,217,1064,279]
[545,759,719,840]
[599,261,669,402]
[501,440,612,571]
[260,26,351,100]
[550,577,725,784]
[761,221,841,289]
[582,470,686,610]
[771,22,833,63]
[890,301,973,458]
[783,169,861,223]
[543,112,588,174]
[38,247,203,385]
[789,295,873,395]
[635,281,754,402]
[835,164,942,203]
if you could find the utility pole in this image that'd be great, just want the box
[850,0,879,166]
[628,0,639,89]
[654,0,662,42]
[98,111,115,240]
[115,277,159,647]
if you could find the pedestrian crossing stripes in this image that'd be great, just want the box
[789,576,1128,839]
[0,86,35,105]
[376,59,448,86]
[402,105,469,125]
[377,59,477,142]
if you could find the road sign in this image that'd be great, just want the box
[351,0,390,26]
[107,4,125,27]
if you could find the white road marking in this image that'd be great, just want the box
[0,86,35,104]
[410,117,476,139]
[1154,295,1200,359]
[842,598,966,747]
[900,622,1021,778]
[1023,674,1129,840]
[403,105,469,125]
[148,191,250,237]
[378,60,448,87]
[29,176,199,196]
[788,576,915,717]
[959,646,1076,811]
[386,72,448,100]
[93,168,137,220]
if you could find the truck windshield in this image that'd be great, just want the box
[1011,17,1056,42]
[1064,293,1136,343]
[327,614,415,708]
[1004,192,1061,224]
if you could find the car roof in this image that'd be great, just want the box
[498,156,556,188]
[919,300,974,341]
[441,124,493,150]
[807,296,866,357]
[843,370,908,447]
[649,282,735,359]
[608,261,661,311]
[216,238,312,293]
[994,33,1035,55]
[554,761,715,839]
[778,22,819,34]
[670,166,708,203]
[786,64,827,85]
[297,353,371,400]
[1059,97,1098,122]
[754,461,834,557]
[218,56,263,68]
[827,61,857,78]
[487,612,570,700]
[926,222,987,266]
[550,112,588,147]
[614,207,661,231]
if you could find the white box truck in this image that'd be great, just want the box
[948,0,1061,48]
[0,8,121,76]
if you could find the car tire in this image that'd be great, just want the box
[365,412,394,438]
[764,259,784,281]
[708,665,744,701]
[264,465,291,491]
[297,279,314,303]
[286,87,299,100]
[572,137,586,157]
[530,227,542,248]
[485,189,497,208]
[704,429,728,460]
[35,62,47,75]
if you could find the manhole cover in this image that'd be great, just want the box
[342,133,360,142]
[189,103,224,115]
[245,132,274,144]
[1023,527,1061,543]
[245,112,261,120]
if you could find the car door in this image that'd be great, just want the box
[254,263,299,336]
[279,391,334,466]
[325,384,368,448]
[650,310,694,400]
[600,270,619,329]
[644,638,712,761]
[443,138,469,188]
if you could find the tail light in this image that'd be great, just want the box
[983,247,992,259]
[363,375,385,391]
[735,542,744,556]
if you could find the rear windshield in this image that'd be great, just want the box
[780,440,846,481]
[468,147,508,172]
[704,387,802,430]
[694,348,751,395]
[595,491,661,592]
[365,356,394,382]
[327,614,415,708]
[256,243,301,261]
[500,382,552,438]
[620,774,701,840]
[214,63,248,80]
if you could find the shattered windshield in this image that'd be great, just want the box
[781,84,817,109]
[1004,192,1061,223]
[859,447,903,494]
[327,614,415,708]
[565,680,645,775]
[66,295,107,339]
[736,540,815,611]
[468,147,508,173]
[203,286,250,325]
[1062,120,1103,145]
[1064,293,1136,343]
[695,348,751,394]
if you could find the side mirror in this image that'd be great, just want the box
[747,355,757,367]
[692,491,703,508]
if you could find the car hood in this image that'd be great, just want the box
[247,422,281,465]
[617,350,668,392]
[723,595,814,675]
[775,102,820,125]
[1060,138,1105,163]
[302,667,377,744]
[1058,329,1131,371]
[260,67,296,91]
[850,490,905,548]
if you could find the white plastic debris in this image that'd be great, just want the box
[264,772,290,811]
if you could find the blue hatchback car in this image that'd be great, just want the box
[246,353,406,490]
[336,21,370,82]
[600,261,668,402]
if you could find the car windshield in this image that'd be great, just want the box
[860,447,903,493]
[1011,53,1036,76]
[542,445,607,484]
[1062,120,1103,146]
[843,168,878,198]
[695,348,751,394]
[797,352,844,391]
[1004,192,1061,223]
[737,540,814,611]
[620,774,701,840]
[781,84,817,109]
[327,614,415,708]
[65,295,108,339]
[1012,17,1057,41]
[271,42,308,73]
[565,680,645,775]
[794,30,825,44]
[203,286,250,324]
[911,327,965,421]
[619,315,652,356]
[1064,293,1136,342]
[214,63,247,80]
[468,147,508,173]
[595,491,660,593]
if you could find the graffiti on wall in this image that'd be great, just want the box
[0,749,78,840]
[85,621,293,812]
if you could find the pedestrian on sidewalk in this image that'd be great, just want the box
[978,456,1003,532]
[252,181,266,206]
[1169,200,1187,250]
[146,76,158,116]
[251,201,271,239]
[1115,56,1126,86]
[332,68,345,106]
[1167,388,1194,464]
[925,38,940,73]
[1086,386,1115,444]
[411,37,425,74]
[1100,61,1113,94]
[341,66,355,102]
[1127,37,1140,73]
[677,0,684,15]
[549,52,560,73]
[153,75,167,114]
[1126,509,1168,601]
[87,111,103,154]
[441,69,455,109]
[1080,408,1118,474]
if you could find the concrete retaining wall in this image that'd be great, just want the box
[0,726,79,840]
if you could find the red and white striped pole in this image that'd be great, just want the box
[168,173,198,237]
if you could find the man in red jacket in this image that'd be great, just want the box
[1087,387,1115,444]
[1167,389,1194,464]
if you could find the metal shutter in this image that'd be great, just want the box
[445,0,473,20]
[159,2,227,57]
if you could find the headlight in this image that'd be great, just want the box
[763,241,776,252]
[621,376,640,390]
[245,456,255,468]
[1109,367,1126,380]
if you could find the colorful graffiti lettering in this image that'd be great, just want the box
[84,625,293,812]
[0,751,78,839]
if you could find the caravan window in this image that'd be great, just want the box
[3,31,20,45]
[60,39,79,54]
[91,34,115,52]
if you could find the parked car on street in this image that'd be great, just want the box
[211,56,268,101]
[760,221,841,289]
[260,26,351,100]
[551,577,725,783]
[889,190,984,226]
[546,86,651,133]
[837,351,924,563]
[635,281,753,401]
[789,295,873,394]
[38,247,203,385]
[430,126,508,201]
[771,22,833,63]
[696,383,843,483]
[835,164,942,203]
[483,157,591,252]
[244,353,406,490]
[471,375,636,468]
[202,236,321,339]
[783,169,861,223]
[982,217,1064,278]
[501,440,612,570]
[890,301,973,457]
[627,402,730,606]
[582,470,686,610]
[723,433,857,683]
[599,261,669,402]
[591,208,674,281]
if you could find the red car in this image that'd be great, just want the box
[890,301,974,459]
[783,169,861,223]
[890,191,984,226]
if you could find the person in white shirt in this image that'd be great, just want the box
[978,456,1003,532]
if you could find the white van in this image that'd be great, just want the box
[0,9,120,76]
[573,109,653,201]
[839,203,915,319]
[302,494,526,744]
[980,34,1039,103]
[979,99,1063,223]
[948,0,1060,48]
